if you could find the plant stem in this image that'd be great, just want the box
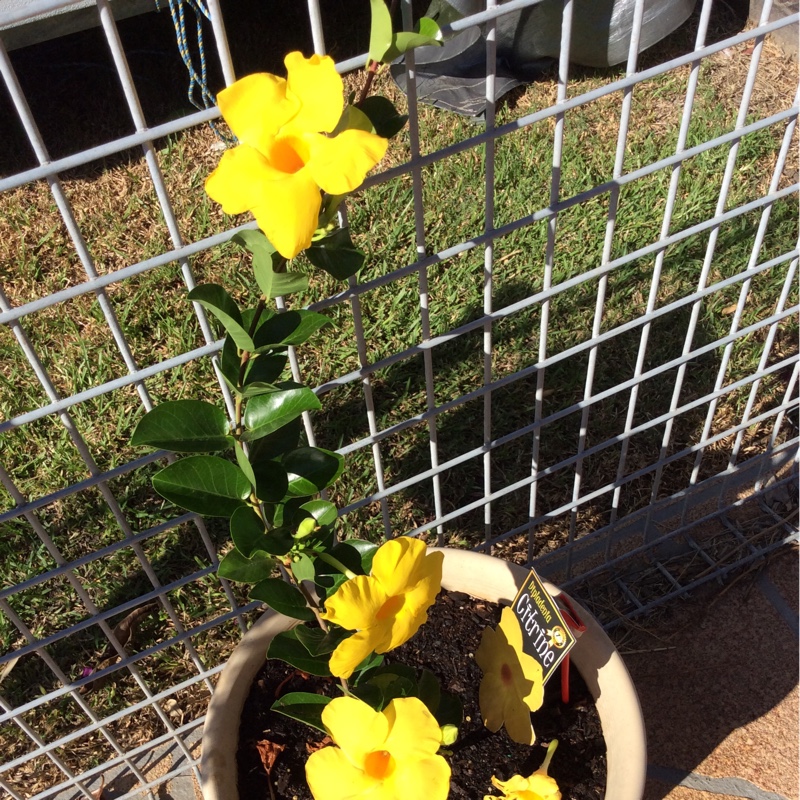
[316,551,358,580]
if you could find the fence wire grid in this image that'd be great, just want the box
[0,0,798,797]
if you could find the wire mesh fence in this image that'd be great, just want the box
[0,0,797,797]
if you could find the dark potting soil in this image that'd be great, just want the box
[236,590,606,799]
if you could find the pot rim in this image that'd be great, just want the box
[201,546,646,800]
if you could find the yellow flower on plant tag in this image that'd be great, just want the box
[320,537,443,678]
[475,606,544,745]
[484,740,561,800]
[305,695,451,800]
[205,52,388,259]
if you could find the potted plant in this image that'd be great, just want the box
[199,546,646,800]
[130,4,646,798]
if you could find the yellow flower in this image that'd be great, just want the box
[321,537,443,679]
[306,695,451,800]
[474,606,544,745]
[205,52,388,259]
[484,771,561,800]
[484,741,561,800]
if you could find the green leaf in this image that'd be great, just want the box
[218,548,275,583]
[229,505,266,556]
[250,578,315,620]
[234,442,256,487]
[252,458,289,503]
[417,668,441,715]
[271,692,331,733]
[317,194,346,228]
[241,355,287,397]
[261,527,295,556]
[372,674,416,704]
[271,271,309,298]
[290,552,316,583]
[188,284,254,351]
[232,229,282,298]
[267,629,331,676]
[247,418,302,462]
[319,570,349,598]
[334,104,376,136]
[306,227,366,281]
[383,19,442,61]
[294,625,350,656]
[372,663,417,683]
[284,447,344,496]
[152,456,251,517]
[271,495,310,528]
[298,500,338,527]
[359,96,408,139]
[435,691,463,727]
[328,539,379,576]
[253,310,332,349]
[131,400,233,453]
[368,0,394,62]
[350,681,384,709]
[352,650,384,676]
[219,334,242,394]
[242,388,322,442]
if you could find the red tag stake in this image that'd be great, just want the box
[556,595,586,704]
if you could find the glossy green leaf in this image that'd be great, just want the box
[232,229,281,298]
[247,418,302,462]
[298,500,338,527]
[131,400,232,453]
[240,355,287,398]
[350,681,383,709]
[271,271,309,298]
[359,96,408,139]
[417,668,441,714]
[271,692,331,733]
[306,227,365,280]
[270,495,310,528]
[241,388,321,442]
[290,552,316,583]
[330,539,379,576]
[384,19,442,61]
[152,456,251,517]
[372,674,416,704]
[229,505,266,556]
[218,548,275,583]
[294,625,350,656]
[253,310,332,350]
[352,651,384,676]
[368,0,394,62]
[267,629,332,676]
[283,447,344,496]
[234,442,256,487]
[262,527,295,556]
[317,194,346,228]
[435,691,463,727]
[250,578,314,620]
[333,103,375,136]
[187,284,254,351]
[252,458,289,503]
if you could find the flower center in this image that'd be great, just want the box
[269,135,307,174]
[364,749,395,780]
[375,594,404,621]
[500,662,513,685]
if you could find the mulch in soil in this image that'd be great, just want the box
[237,590,606,799]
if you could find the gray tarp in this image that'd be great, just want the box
[392,0,696,118]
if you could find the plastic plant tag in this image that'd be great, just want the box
[510,568,577,685]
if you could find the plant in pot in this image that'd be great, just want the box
[130,4,646,799]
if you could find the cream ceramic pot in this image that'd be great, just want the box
[201,547,647,800]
